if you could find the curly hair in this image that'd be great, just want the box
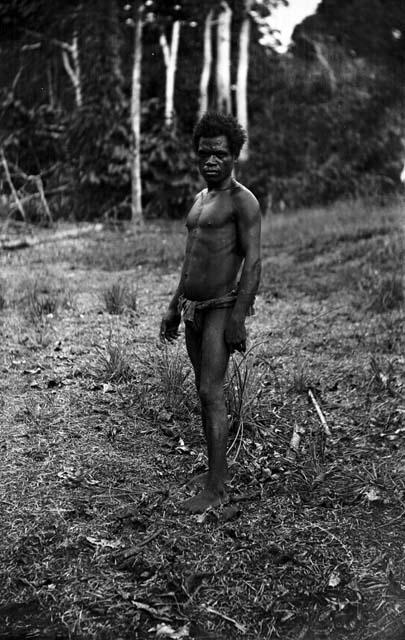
[192,112,247,158]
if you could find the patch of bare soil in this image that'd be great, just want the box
[0,199,404,640]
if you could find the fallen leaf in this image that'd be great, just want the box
[155,623,190,639]
[160,409,173,422]
[133,601,171,622]
[195,513,207,524]
[364,488,382,502]
[328,569,341,588]
[85,536,122,549]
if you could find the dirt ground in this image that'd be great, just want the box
[0,198,404,640]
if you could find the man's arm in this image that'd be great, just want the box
[225,189,261,352]
[160,191,202,342]
[160,263,186,342]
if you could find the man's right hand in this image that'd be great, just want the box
[160,309,181,343]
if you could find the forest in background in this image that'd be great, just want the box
[0,0,404,224]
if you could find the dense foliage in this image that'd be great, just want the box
[0,0,403,221]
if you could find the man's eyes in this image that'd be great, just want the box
[198,151,228,159]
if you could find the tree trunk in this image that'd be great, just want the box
[160,20,181,127]
[199,9,213,118]
[131,2,143,226]
[107,0,124,99]
[236,0,252,162]
[61,30,83,108]
[216,1,232,114]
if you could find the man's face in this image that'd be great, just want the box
[197,135,235,185]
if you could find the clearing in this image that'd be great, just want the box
[0,198,404,640]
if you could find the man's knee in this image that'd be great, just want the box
[198,382,224,407]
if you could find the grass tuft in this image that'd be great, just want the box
[93,334,136,383]
[19,278,71,323]
[370,274,404,312]
[152,344,192,414]
[102,281,137,315]
[225,353,260,432]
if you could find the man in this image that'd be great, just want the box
[160,112,261,514]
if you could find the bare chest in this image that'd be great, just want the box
[186,190,235,231]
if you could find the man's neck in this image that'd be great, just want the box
[206,177,235,192]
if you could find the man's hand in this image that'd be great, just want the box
[224,314,247,353]
[160,308,181,343]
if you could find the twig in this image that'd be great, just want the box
[308,388,332,437]
[1,149,26,222]
[34,175,53,225]
[203,605,247,633]
[377,508,405,528]
[113,528,162,560]
[132,601,172,622]
[7,186,70,212]
[287,421,306,461]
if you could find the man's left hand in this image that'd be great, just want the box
[224,315,247,353]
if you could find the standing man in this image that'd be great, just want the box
[160,112,261,514]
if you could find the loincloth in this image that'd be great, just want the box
[179,291,254,332]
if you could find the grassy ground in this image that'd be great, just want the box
[0,198,404,640]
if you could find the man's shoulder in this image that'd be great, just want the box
[194,188,206,200]
[231,181,260,216]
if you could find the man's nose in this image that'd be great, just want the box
[206,155,217,165]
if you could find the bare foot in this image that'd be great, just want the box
[181,488,228,514]
[185,471,208,489]
[185,468,232,489]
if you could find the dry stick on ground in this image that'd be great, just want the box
[1,149,26,222]
[308,388,332,437]
[203,605,247,634]
[0,223,103,250]
[113,528,163,561]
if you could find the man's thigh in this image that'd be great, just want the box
[200,307,232,387]
[185,322,202,388]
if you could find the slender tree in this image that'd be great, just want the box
[236,0,254,161]
[159,19,181,127]
[198,8,214,118]
[131,1,144,225]
[106,0,125,100]
[60,29,83,107]
[216,1,232,113]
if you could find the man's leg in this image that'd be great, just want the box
[182,308,231,513]
[184,320,209,488]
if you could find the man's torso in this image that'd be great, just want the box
[182,182,245,301]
